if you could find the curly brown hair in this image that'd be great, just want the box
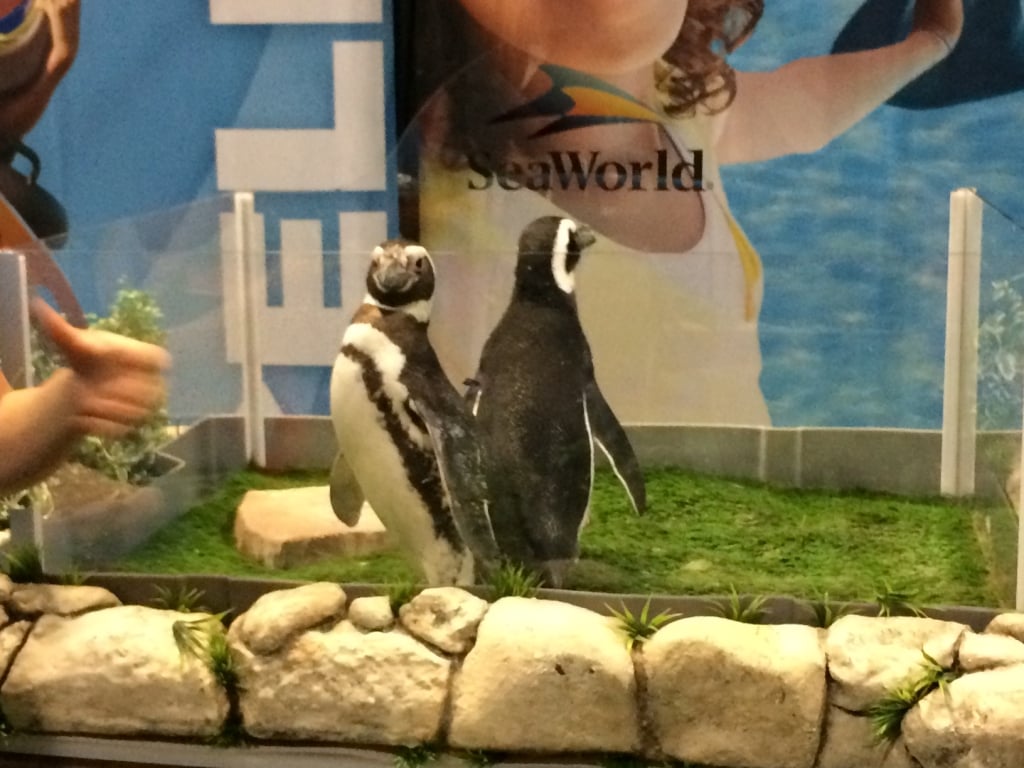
[658,0,764,117]
[399,0,764,170]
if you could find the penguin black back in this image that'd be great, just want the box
[471,215,648,588]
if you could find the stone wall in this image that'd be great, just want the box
[0,578,1022,768]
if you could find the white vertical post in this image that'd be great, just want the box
[234,192,267,467]
[0,250,34,389]
[941,188,983,496]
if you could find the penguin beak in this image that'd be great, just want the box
[575,224,597,250]
[374,259,416,293]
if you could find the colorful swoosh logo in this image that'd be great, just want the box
[491,64,665,138]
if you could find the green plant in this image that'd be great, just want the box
[867,650,959,744]
[874,583,927,618]
[0,483,52,531]
[461,749,504,768]
[489,561,541,599]
[978,278,1024,429]
[172,611,243,746]
[152,584,208,613]
[32,287,170,485]
[607,597,680,650]
[714,585,769,624]
[809,592,851,628]
[394,744,439,768]
[385,581,420,614]
[2,544,44,583]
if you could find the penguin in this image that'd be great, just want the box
[468,216,646,587]
[329,239,500,585]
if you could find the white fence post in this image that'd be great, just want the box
[941,188,983,497]
[233,192,267,467]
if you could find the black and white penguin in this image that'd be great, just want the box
[469,216,646,587]
[329,239,500,585]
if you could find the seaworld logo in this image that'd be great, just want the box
[468,64,704,192]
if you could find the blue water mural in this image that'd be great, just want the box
[723,1,1024,427]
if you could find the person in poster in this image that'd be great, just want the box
[400,0,963,425]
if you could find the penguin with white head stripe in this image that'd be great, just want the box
[329,239,500,585]
[469,216,646,587]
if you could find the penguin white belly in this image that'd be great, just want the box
[330,325,472,584]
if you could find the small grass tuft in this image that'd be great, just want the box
[461,749,504,768]
[151,584,208,613]
[489,561,541,599]
[393,743,440,768]
[867,650,959,743]
[385,581,421,614]
[2,544,44,584]
[607,597,680,650]
[874,583,927,618]
[714,585,769,624]
[809,592,851,628]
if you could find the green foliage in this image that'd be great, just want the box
[386,581,420,614]
[978,279,1024,429]
[32,287,169,485]
[172,612,236,684]
[867,650,959,744]
[874,583,927,618]
[0,483,52,531]
[461,749,503,768]
[151,584,208,613]
[714,585,769,623]
[393,744,439,768]
[809,592,851,629]
[2,544,44,583]
[607,597,680,650]
[488,561,541,599]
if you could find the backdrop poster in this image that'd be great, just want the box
[394,0,1024,429]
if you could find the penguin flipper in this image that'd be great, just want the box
[415,398,503,571]
[329,452,365,527]
[585,380,647,515]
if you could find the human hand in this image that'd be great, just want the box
[32,297,171,439]
[912,0,964,54]
[39,0,80,78]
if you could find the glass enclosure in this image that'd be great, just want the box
[0,187,1020,611]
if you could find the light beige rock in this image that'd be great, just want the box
[816,705,918,768]
[7,583,121,617]
[958,632,1024,672]
[348,595,394,632]
[826,615,968,712]
[644,616,825,768]
[449,597,639,754]
[234,486,392,568]
[0,573,14,602]
[984,612,1024,644]
[399,587,489,654]
[0,620,30,675]
[235,620,450,744]
[235,582,346,655]
[903,665,1024,768]
[1,606,228,736]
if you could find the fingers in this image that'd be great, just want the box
[88,329,173,374]
[32,297,173,375]
[31,296,79,356]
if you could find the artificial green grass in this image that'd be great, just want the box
[111,467,1007,607]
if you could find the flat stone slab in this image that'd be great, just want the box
[234,486,392,569]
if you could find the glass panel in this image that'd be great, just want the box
[975,193,1024,608]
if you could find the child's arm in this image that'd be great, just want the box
[0,299,170,495]
[716,0,962,164]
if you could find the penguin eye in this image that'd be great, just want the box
[413,256,425,272]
